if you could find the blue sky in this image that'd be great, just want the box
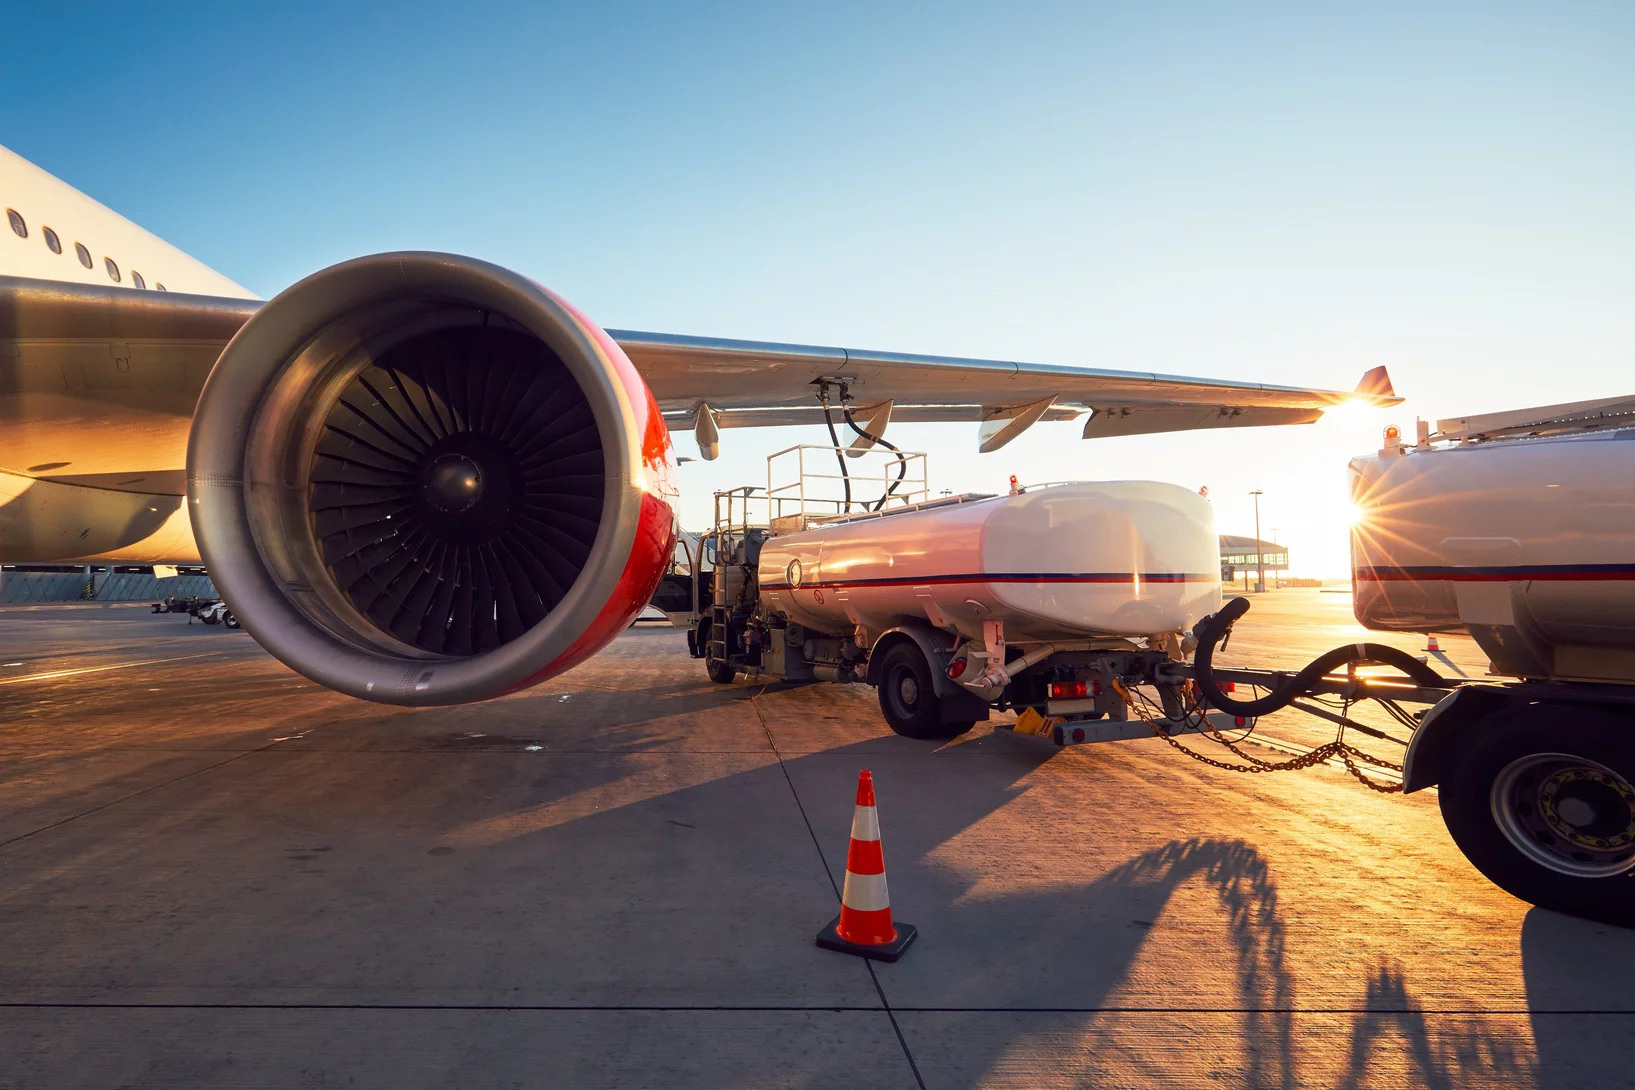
[5,2,1633,573]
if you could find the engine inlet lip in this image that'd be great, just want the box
[187,252,646,705]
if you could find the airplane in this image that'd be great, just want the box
[0,143,1399,706]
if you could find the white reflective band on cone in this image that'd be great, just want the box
[841,870,891,913]
[850,805,880,842]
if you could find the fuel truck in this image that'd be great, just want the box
[669,446,1221,741]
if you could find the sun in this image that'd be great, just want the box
[1322,398,1375,422]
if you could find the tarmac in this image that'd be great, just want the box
[1,590,1631,1088]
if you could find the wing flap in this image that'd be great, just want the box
[1080,404,1323,439]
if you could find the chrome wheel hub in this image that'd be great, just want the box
[1491,752,1635,878]
[897,672,919,707]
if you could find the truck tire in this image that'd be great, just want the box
[877,642,976,740]
[223,611,241,630]
[1439,705,1635,927]
[698,618,735,683]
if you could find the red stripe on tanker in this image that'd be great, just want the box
[758,482,1221,642]
[1349,431,1635,655]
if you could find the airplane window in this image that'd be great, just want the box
[6,209,25,238]
[132,270,146,290]
[75,242,92,268]
[43,226,62,254]
[105,257,121,283]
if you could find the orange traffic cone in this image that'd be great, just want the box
[1425,634,1441,652]
[815,770,918,962]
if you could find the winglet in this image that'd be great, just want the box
[1353,365,1398,404]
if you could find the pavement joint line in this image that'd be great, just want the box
[0,650,234,686]
[746,687,927,1090]
[0,1003,1623,1015]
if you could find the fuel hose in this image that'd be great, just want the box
[1191,596,1445,717]
[842,403,907,511]
[818,394,852,512]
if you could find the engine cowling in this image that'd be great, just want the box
[187,252,676,705]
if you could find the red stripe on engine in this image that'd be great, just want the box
[509,489,675,692]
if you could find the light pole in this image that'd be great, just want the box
[1250,490,1265,593]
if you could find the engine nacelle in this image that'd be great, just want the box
[188,252,675,705]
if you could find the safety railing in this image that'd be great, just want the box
[765,445,929,532]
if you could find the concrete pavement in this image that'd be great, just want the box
[0,594,1630,1088]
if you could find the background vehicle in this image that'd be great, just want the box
[187,598,240,629]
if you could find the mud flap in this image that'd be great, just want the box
[940,684,990,724]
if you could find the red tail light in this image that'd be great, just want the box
[1049,680,1089,699]
[947,657,967,679]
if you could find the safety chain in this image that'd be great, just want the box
[1111,680,1406,794]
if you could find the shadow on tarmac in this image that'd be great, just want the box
[1521,908,1635,1090]
[431,722,1554,1088]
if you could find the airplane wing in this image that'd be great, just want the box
[0,276,1400,480]
[615,330,1399,455]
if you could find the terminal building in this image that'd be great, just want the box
[1218,535,1288,589]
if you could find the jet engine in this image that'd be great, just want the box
[187,252,676,705]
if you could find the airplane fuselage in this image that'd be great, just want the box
[0,146,259,562]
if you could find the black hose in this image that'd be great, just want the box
[819,397,852,512]
[842,403,907,511]
[1192,596,1445,717]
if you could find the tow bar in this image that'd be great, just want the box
[1007,597,1463,794]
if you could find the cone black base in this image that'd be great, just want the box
[815,917,918,962]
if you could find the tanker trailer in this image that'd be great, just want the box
[696,477,1221,741]
[1348,400,1635,925]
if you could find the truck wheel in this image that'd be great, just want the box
[223,611,241,630]
[706,658,737,684]
[877,643,975,740]
[1440,706,1635,927]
